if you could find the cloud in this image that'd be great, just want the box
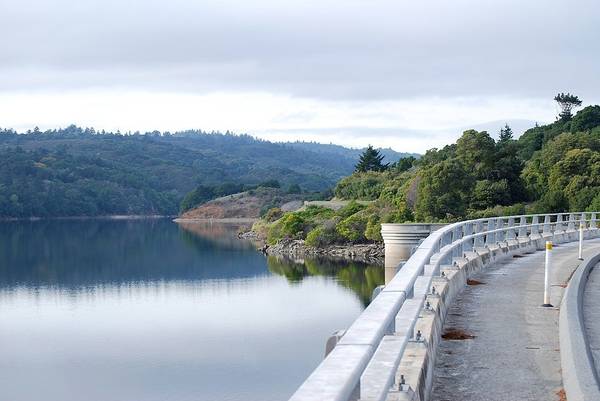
[1,0,599,100]
[0,90,551,152]
[0,0,598,150]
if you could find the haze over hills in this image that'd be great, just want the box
[0,126,413,218]
[284,141,419,162]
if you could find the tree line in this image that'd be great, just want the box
[255,94,600,248]
[0,126,368,218]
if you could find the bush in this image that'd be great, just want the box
[470,179,511,209]
[251,219,269,239]
[296,205,336,220]
[337,201,366,219]
[281,213,305,237]
[263,207,283,222]
[336,212,369,242]
[305,223,341,247]
[266,212,309,244]
[587,193,600,212]
[364,216,382,242]
[334,171,386,200]
[466,203,527,219]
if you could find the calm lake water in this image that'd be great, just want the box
[0,219,383,401]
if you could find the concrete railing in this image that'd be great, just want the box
[560,251,600,401]
[288,212,600,401]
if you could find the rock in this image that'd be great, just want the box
[264,239,384,264]
[238,231,261,240]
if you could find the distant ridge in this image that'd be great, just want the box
[284,141,419,163]
[0,125,417,218]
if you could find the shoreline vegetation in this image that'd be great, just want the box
[4,95,599,267]
[174,217,258,223]
[240,99,600,263]
[263,239,384,264]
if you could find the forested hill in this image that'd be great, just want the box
[253,102,600,249]
[0,126,408,218]
[333,104,600,224]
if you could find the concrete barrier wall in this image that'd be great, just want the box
[559,252,600,401]
[390,229,599,401]
[290,213,599,401]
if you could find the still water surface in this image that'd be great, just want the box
[0,219,383,401]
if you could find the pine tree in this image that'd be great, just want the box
[498,124,513,143]
[355,145,388,172]
[554,92,582,121]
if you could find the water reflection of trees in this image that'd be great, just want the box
[177,221,256,250]
[0,219,268,288]
[266,255,384,306]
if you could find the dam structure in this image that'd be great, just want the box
[288,212,600,401]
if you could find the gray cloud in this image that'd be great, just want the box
[1,0,599,101]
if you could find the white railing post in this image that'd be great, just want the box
[507,217,516,240]
[485,219,496,247]
[463,223,473,252]
[579,221,584,261]
[496,218,505,243]
[592,213,598,229]
[543,241,553,307]
[474,221,485,248]
[531,215,541,239]
[518,216,528,238]
[556,214,564,233]
[567,213,576,231]
[543,215,551,235]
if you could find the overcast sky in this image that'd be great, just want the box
[1,0,599,152]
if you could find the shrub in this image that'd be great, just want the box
[305,223,341,247]
[336,212,369,242]
[263,207,283,222]
[266,213,307,245]
[364,216,382,242]
[337,201,366,219]
[297,205,336,220]
[466,203,527,219]
[470,179,511,210]
[280,213,305,237]
[334,171,386,200]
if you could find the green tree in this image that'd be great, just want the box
[355,145,388,172]
[414,159,471,221]
[498,124,513,143]
[392,156,416,172]
[470,179,511,209]
[571,105,600,132]
[334,171,386,200]
[547,148,600,210]
[554,92,582,121]
[455,130,495,179]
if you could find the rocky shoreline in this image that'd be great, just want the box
[261,238,384,264]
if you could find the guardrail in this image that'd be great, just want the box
[560,251,600,401]
[288,212,599,401]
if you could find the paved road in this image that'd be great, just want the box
[430,239,600,401]
[583,261,600,380]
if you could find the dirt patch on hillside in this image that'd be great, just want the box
[180,188,303,220]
